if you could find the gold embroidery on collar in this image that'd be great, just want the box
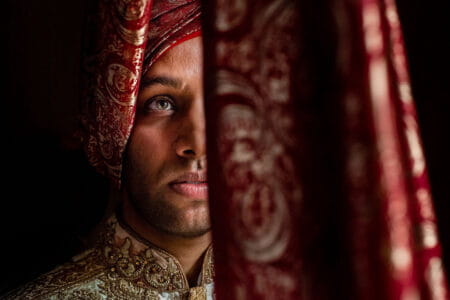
[99,215,214,292]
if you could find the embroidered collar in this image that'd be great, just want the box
[96,214,214,293]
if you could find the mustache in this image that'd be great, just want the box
[162,158,207,184]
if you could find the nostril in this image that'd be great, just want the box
[183,149,196,156]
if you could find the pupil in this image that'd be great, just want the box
[158,100,168,109]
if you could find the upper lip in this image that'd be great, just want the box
[170,172,207,184]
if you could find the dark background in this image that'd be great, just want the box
[1,0,109,293]
[0,0,449,295]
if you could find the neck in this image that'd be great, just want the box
[120,196,211,286]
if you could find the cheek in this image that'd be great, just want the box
[130,126,171,166]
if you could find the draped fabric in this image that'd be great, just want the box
[203,0,449,299]
[203,1,305,298]
[80,0,151,187]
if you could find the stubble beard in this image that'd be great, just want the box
[127,186,211,239]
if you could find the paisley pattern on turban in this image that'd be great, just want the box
[80,0,201,187]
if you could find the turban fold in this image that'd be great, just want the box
[81,0,201,187]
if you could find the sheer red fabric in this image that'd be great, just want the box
[204,0,449,299]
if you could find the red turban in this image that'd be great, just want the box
[81,0,201,187]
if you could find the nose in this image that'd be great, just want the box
[174,96,206,160]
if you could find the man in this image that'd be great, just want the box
[2,0,214,299]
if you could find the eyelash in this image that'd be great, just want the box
[144,95,176,113]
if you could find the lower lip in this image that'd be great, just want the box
[170,182,208,199]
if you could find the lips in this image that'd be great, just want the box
[169,172,208,199]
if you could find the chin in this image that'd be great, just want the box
[171,204,211,238]
[134,191,211,238]
[156,214,211,238]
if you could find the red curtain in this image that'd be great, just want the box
[203,0,449,299]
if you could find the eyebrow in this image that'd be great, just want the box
[139,76,182,90]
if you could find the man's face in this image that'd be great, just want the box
[123,37,210,238]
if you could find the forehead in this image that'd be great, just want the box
[145,37,203,76]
